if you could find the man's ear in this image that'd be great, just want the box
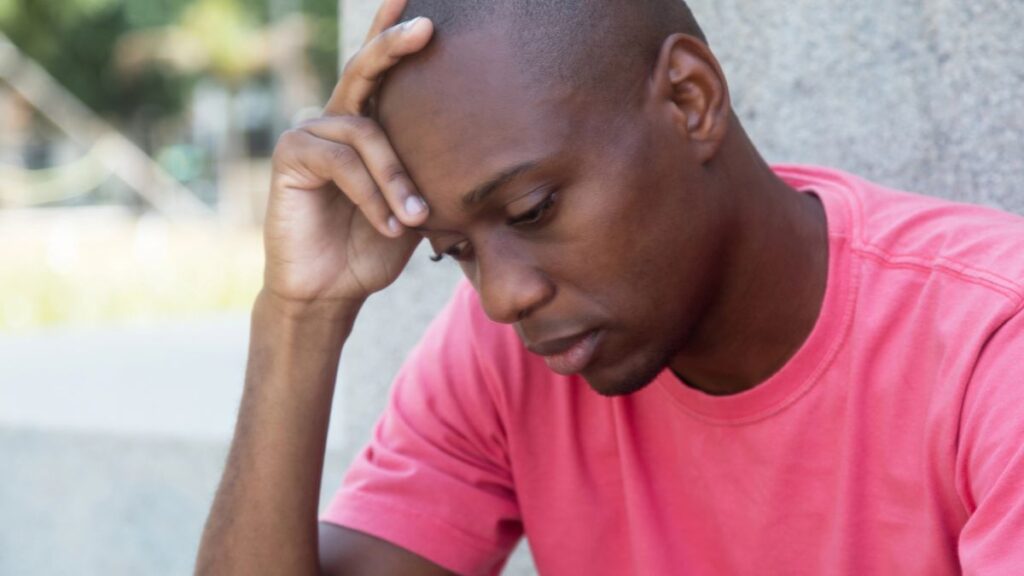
[650,33,732,163]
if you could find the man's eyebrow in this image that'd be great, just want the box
[412,161,543,234]
[461,161,540,208]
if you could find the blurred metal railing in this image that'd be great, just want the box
[0,32,213,219]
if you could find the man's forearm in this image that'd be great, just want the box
[196,290,361,575]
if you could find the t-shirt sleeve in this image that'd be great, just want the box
[956,305,1024,575]
[320,282,522,576]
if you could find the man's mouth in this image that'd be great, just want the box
[527,330,603,375]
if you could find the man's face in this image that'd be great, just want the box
[378,27,730,396]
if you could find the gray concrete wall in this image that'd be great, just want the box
[689,0,1024,211]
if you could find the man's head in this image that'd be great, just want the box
[378,1,749,396]
[396,0,707,108]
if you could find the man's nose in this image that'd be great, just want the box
[474,248,554,325]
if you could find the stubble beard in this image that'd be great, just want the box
[583,338,679,398]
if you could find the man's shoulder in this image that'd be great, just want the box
[782,164,1024,302]
[861,178,1024,302]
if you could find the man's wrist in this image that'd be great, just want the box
[247,288,358,396]
[256,288,364,327]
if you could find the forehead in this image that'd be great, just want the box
[377,26,585,208]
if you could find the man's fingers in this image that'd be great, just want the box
[276,129,401,238]
[364,0,408,44]
[326,17,433,116]
[302,116,428,228]
[321,146,399,238]
[302,2,433,235]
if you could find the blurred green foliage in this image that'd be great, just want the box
[304,0,340,98]
[0,0,337,127]
[0,0,188,123]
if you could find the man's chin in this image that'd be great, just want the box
[580,356,666,398]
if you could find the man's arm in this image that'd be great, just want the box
[318,524,454,575]
[956,308,1024,573]
[195,294,352,574]
[194,2,446,573]
[195,293,451,575]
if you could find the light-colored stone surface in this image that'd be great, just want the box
[0,314,251,441]
[0,425,352,576]
[341,0,380,63]
[0,244,466,575]
[689,0,1024,212]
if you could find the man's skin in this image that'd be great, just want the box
[195,0,828,573]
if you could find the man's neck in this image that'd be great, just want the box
[669,158,829,396]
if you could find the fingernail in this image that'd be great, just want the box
[402,17,422,31]
[388,216,402,234]
[405,195,427,216]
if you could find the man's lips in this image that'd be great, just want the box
[526,329,603,375]
[526,330,593,356]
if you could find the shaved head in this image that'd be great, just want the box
[375,0,760,396]
[397,0,707,106]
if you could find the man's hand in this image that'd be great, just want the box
[195,3,446,575]
[264,3,434,307]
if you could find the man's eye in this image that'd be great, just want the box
[429,191,558,262]
[430,240,473,263]
[508,191,558,227]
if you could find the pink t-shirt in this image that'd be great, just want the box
[322,165,1024,575]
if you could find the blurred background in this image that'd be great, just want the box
[0,0,464,573]
[0,0,338,332]
[1,0,1022,574]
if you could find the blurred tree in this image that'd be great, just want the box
[303,0,340,95]
[0,0,336,129]
[0,0,192,122]
[180,0,268,85]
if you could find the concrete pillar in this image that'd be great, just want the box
[340,0,382,63]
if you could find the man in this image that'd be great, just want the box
[196,0,1024,574]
